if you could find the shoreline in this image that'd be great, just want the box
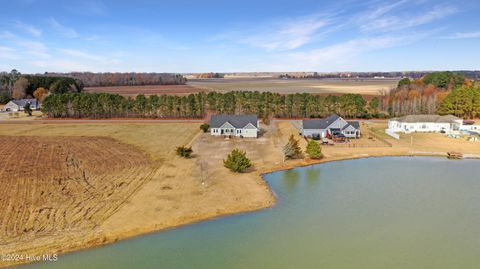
[3,118,480,268]
[7,152,477,268]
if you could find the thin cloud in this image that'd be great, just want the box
[17,40,51,58]
[443,32,480,39]
[32,59,89,72]
[49,18,79,38]
[277,33,425,71]
[14,20,42,37]
[0,46,17,59]
[359,4,458,32]
[57,48,121,65]
[240,16,330,51]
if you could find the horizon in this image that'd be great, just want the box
[1,0,480,73]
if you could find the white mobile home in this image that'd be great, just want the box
[387,115,462,133]
[210,114,259,138]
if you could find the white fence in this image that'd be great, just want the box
[385,129,400,140]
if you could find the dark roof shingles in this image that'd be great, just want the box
[210,114,258,128]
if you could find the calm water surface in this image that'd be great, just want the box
[24,157,480,269]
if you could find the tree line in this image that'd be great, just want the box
[41,91,381,119]
[382,71,473,117]
[45,72,186,87]
[0,70,82,103]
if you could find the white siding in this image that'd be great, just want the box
[388,120,452,133]
[4,102,20,112]
[303,129,327,138]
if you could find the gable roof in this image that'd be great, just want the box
[10,99,39,107]
[347,121,360,129]
[303,114,360,130]
[210,114,258,129]
[391,114,461,124]
[302,114,341,130]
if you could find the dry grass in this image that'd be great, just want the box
[0,123,200,160]
[363,121,480,155]
[0,123,201,267]
[188,78,398,95]
[2,120,479,267]
[0,111,43,120]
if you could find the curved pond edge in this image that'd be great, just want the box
[11,152,480,268]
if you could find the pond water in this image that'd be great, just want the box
[25,157,480,269]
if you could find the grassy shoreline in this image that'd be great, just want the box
[1,121,480,267]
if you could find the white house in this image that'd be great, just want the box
[302,114,361,139]
[459,122,480,135]
[4,99,40,112]
[210,114,259,138]
[387,115,462,133]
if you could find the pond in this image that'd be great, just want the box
[25,157,480,269]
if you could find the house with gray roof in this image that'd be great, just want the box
[210,114,259,138]
[302,114,360,139]
[4,99,40,112]
[387,114,463,133]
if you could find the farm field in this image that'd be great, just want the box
[0,136,156,252]
[84,78,398,97]
[2,120,479,267]
[84,84,206,97]
[188,78,398,95]
[0,123,203,267]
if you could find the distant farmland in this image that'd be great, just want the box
[188,78,398,95]
[84,78,399,96]
[84,84,206,97]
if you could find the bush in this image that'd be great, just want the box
[305,140,322,159]
[24,103,32,116]
[176,146,193,158]
[223,148,252,173]
[283,135,302,160]
[200,123,210,133]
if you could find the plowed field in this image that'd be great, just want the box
[0,136,156,249]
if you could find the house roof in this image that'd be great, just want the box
[347,121,360,129]
[342,122,360,131]
[10,99,39,107]
[302,114,341,129]
[303,114,360,130]
[391,114,461,123]
[210,114,258,129]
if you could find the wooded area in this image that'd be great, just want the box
[381,71,479,117]
[0,70,82,103]
[45,72,186,87]
[41,91,379,119]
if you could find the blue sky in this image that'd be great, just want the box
[0,0,479,73]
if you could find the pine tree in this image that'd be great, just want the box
[23,102,32,116]
[305,140,322,159]
[223,149,252,173]
[283,135,302,160]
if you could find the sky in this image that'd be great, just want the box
[0,0,479,73]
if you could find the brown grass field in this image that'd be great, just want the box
[1,120,479,267]
[84,78,398,97]
[188,78,398,95]
[0,136,155,246]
